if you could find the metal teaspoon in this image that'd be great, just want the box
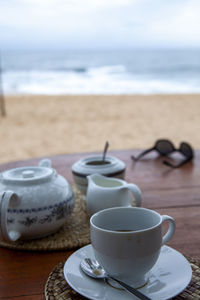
[80,258,151,300]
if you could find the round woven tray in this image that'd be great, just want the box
[45,256,200,300]
[0,187,90,251]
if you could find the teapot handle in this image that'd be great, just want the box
[126,184,142,207]
[0,191,21,242]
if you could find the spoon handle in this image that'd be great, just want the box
[102,141,109,161]
[109,276,151,300]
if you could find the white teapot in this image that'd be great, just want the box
[86,174,142,215]
[0,159,74,242]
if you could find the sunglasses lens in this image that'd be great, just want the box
[180,142,193,158]
[155,140,175,155]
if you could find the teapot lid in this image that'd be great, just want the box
[1,166,54,184]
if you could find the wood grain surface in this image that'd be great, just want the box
[0,149,199,299]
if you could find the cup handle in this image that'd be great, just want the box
[126,184,142,207]
[0,191,21,242]
[161,215,176,245]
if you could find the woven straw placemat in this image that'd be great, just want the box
[45,256,200,300]
[0,187,90,251]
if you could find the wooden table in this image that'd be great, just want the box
[0,149,199,299]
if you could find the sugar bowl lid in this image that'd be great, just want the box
[72,155,126,178]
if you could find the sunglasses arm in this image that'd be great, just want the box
[163,157,192,168]
[131,147,155,161]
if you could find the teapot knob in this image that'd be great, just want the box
[22,170,35,178]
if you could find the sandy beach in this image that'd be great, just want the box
[0,94,199,164]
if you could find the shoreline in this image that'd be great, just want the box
[0,94,199,164]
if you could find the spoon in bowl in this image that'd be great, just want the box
[80,258,151,300]
[102,141,109,162]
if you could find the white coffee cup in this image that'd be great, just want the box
[90,207,176,288]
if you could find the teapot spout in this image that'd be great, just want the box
[39,158,52,168]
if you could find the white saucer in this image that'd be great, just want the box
[63,244,192,300]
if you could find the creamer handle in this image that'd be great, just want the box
[0,191,21,242]
[126,184,142,207]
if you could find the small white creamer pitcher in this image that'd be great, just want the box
[86,174,142,215]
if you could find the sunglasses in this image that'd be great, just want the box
[131,139,194,168]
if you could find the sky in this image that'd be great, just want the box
[0,0,200,50]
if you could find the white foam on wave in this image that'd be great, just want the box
[3,67,200,95]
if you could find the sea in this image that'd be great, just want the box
[1,49,200,95]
